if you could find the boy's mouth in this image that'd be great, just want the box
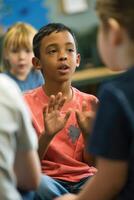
[57,64,70,73]
[58,64,69,69]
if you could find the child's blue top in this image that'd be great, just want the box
[5,69,44,92]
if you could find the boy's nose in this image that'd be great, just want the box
[59,56,67,61]
[59,51,67,61]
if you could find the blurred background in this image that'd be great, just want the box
[0,0,103,71]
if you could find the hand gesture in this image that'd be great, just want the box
[43,92,71,139]
[75,98,99,140]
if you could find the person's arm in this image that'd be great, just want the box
[0,75,41,192]
[14,150,41,190]
[55,157,128,200]
[38,133,53,160]
[38,92,71,160]
[75,97,98,165]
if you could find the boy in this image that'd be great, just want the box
[24,23,98,200]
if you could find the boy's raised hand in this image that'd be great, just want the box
[43,92,71,139]
[75,98,99,141]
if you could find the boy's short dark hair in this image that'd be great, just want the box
[33,23,78,59]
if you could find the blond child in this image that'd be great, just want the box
[2,22,44,92]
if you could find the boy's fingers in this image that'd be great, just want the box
[43,105,48,117]
[64,109,71,122]
[75,109,80,121]
[53,92,62,110]
[54,92,67,111]
[90,98,99,112]
[58,97,67,110]
[48,95,55,113]
[82,100,87,112]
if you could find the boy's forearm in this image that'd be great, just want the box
[82,133,95,166]
[83,149,96,166]
[38,133,52,160]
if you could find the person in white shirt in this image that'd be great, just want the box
[0,74,41,200]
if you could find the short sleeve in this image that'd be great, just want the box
[88,84,131,160]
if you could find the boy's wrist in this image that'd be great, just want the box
[41,131,53,142]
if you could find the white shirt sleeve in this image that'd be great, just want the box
[0,74,38,151]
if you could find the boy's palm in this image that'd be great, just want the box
[75,98,98,139]
[43,93,71,138]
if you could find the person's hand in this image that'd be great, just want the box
[54,193,77,200]
[43,92,71,139]
[75,98,99,140]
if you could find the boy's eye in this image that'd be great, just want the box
[67,48,74,52]
[48,49,57,54]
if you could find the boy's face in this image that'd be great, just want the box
[34,31,80,83]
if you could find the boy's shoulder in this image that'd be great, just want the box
[72,87,97,101]
[23,86,44,101]
[24,86,43,95]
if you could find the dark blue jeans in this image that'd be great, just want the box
[34,175,89,200]
[19,190,36,200]
[55,176,89,194]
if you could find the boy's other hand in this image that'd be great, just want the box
[75,98,99,141]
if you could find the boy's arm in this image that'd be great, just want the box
[38,92,71,160]
[55,157,128,200]
[38,133,52,160]
[83,150,96,166]
[75,97,98,164]
[75,97,98,141]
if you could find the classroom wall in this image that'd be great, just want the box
[0,0,98,33]
[0,0,101,69]
[45,0,99,33]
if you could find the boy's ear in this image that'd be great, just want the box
[32,57,42,70]
[76,53,81,68]
[108,18,123,45]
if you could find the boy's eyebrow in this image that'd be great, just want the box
[46,44,57,49]
[46,42,75,49]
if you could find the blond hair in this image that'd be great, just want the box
[2,22,37,71]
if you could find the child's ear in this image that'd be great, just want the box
[108,18,123,45]
[32,57,41,70]
[76,53,81,68]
